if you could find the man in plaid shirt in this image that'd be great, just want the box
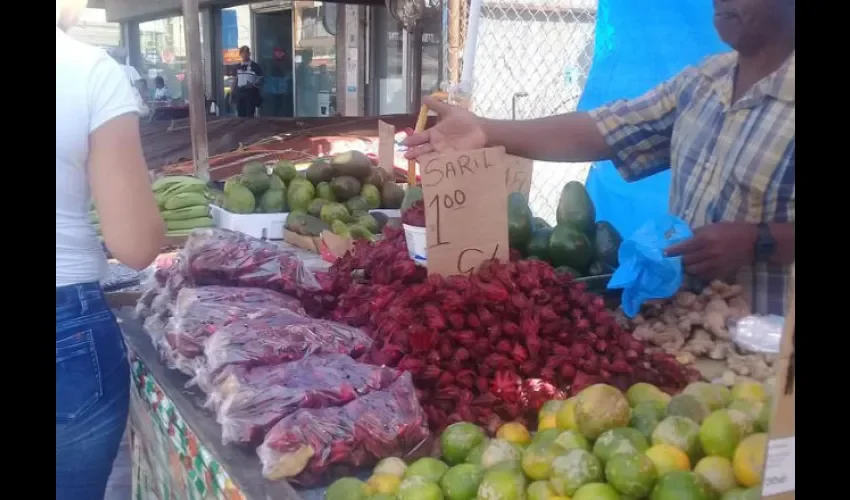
[405,0,795,315]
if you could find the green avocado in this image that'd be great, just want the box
[555,265,584,278]
[527,228,553,261]
[345,195,370,214]
[587,260,614,276]
[242,161,267,175]
[330,150,373,180]
[285,213,330,237]
[533,217,552,230]
[507,192,533,251]
[360,184,382,209]
[382,182,405,209]
[330,175,362,202]
[272,160,297,183]
[549,224,594,271]
[400,186,423,212]
[286,181,316,212]
[593,220,623,268]
[307,198,330,218]
[315,181,337,202]
[556,181,596,233]
[305,159,334,186]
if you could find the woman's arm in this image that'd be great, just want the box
[87,57,165,269]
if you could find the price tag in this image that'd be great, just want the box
[762,437,795,496]
[378,120,396,173]
[421,147,510,276]
[505,155,534,198]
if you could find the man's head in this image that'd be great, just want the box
[239,46,251,63]
[318,64,327,74]
[155,76,165,89]
[56,0,87,31]
[713,0,795,54]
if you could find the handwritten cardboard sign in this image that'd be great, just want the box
[378,120,396,173]
[505,155,534,198]
[420,147,510,276]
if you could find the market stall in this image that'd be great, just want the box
[117,141,791,499]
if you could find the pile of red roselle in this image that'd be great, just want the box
[310,226,699,432]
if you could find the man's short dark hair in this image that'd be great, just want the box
[239,46,251,55]
[154,76,165,86]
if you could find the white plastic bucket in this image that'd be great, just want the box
[403,224,427,266]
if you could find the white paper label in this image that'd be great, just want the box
[762,436,795,496]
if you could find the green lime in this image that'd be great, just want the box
[464,439,490,466]
[521,440,566,480]
[479,439,522,470]
[374,457,408,477]
[699,410,742,459]
[627,382,672,408]
[694,456,737,494]
[477,469,527,500]
[651,416,703,462]
[532,429,562,445]
[574,384,631,440]
[398,480,445,500]
[327,477,367,500]
[650,471,715,500]
[572,482,622,500]
[549,449,603,496]
[631,401,667,440]
[404,457,450,483]
[683,382,732,411]
[441,422,487,465]
[553,429,591,452]
[604,453,657,497]
[721,487,762,500]
[440,464,482,500]
[666,394,710,424]
[593,428,649,464]
[527,480,559,500]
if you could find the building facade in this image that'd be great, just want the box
[98,0,445,118]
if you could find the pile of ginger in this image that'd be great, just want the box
[616,281,778,384]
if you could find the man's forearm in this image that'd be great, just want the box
[480,112,613,163]
[768,222,794,265]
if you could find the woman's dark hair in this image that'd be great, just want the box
[239,45,251,55]
[154,76,165,86]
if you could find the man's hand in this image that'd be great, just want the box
[403,97,488,160]
[665,222,758,281]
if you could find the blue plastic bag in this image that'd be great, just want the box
[608,215,694,317]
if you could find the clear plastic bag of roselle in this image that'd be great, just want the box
[135,254,184,319]
[180,228,321,295]
[257,373,429,485]
[160,286,305,376]
[207,354,400,446]
[197,310,373,390]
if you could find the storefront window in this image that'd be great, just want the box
[138,15,205,103]
[373,6,443,114]
[293,2,338,117]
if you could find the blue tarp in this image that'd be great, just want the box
[578,0,728,238]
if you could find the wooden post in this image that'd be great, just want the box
[447,0,461,85]
[181,0,210,181]
[762,264,795,499]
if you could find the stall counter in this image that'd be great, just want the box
[118,309,331,500]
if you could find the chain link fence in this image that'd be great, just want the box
[447,0,598,224]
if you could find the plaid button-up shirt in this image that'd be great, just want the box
[590,52,795,315]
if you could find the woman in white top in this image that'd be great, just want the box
[56,2,164,499]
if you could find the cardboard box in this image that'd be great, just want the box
[762,265,795,499]
[283,229,355,262]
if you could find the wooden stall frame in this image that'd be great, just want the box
[762,264,795,499]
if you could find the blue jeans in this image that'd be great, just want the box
[56,282,130,500]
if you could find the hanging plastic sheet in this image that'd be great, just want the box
[578,0,728,238]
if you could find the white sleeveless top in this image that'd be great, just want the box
[56,28,139,287]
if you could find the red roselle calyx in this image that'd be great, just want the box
[316,227,699,431]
